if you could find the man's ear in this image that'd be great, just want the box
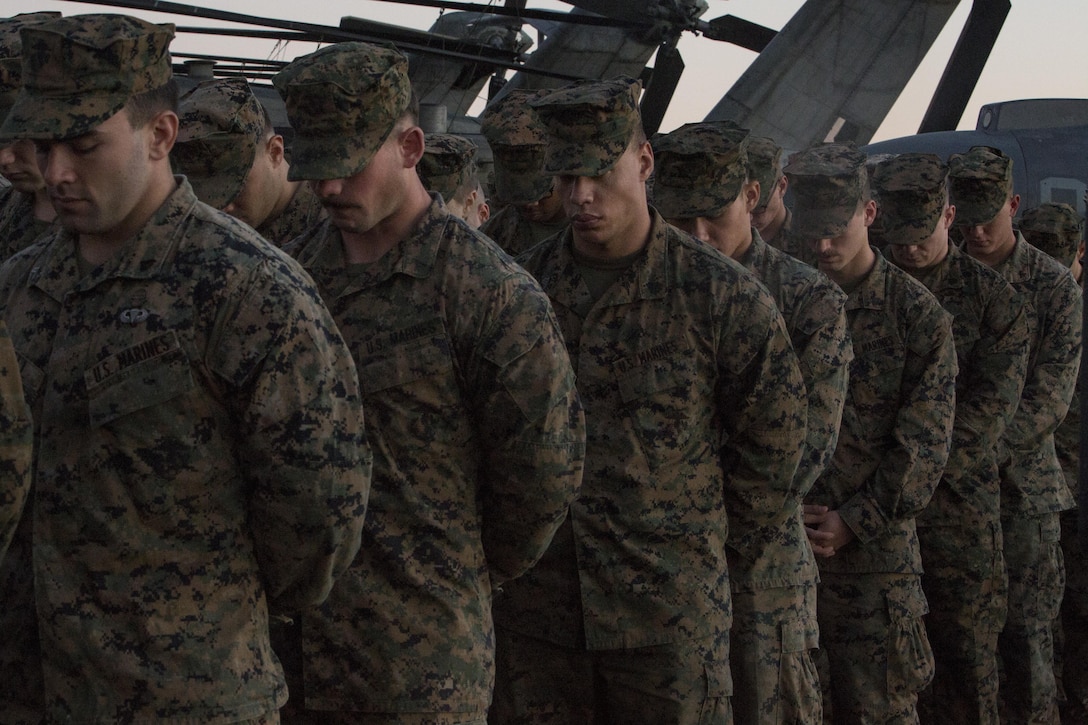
[148,110,178,160]
[400,126,426,168]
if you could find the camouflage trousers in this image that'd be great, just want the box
[916,521,1007,725]
[817,571,934,724]
[998,511,1064,724]
[1055,509,1088,722]
[730,582,821,725]
[490,626,731,725]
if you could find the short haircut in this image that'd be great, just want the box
[124,79,179,129]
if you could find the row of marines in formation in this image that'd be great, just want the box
[0,10,1084,725]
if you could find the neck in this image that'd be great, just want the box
[341,181,432,265]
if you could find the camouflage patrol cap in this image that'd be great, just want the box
[417,133,477,199]
[480,89,553,204]
[172,77,266,209]
[1019,202,1084,264]
[947,145,1013,226]
[784,143,868,239]
[530,76,642,177]
[870,153,948,246]
[651,122,750,220]
[747,136,782,210]
[273,42,411,182]
[0,14,174,142]
[0,13,61,125]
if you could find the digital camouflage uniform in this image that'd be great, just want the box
[492,78,807,725]
[0,178,371,724]
[652,122,852,725]
[788,145,958,724]
[1018,202,1087,721]
[273,43,586,722]
[950,147,1083,724]
[875,153,1031,725]
[0,318,31,565]
[0,185,53,261]
[0,16,371,723]
[256,180,325,247]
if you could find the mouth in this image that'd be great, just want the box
[571,213,600,230]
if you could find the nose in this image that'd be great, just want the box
[0,145,13,168]
[692,217,712,243]
[312,178,343,199]
[563,176,593,206]
[962,225,984,240]
[39,144,76,188]
[812,238,833,254]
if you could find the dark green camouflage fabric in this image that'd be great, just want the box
[0,12,61,122]
[495,209,807,651]
[0,184,55,261]
[896,243,1031,529]
[417,132,477,199]
[870,152,948,246]
[1020,202,1084,266]
[728,230,851,725]
[893,241,1030,723]
[273,42,410,182]
[989,233,1082,515]
[530,76,642,177]
[808,251,957,574]
[0,14,174,142]
[256,179,325,248]
[819,572,935,721]
[280,195,585,715]
[784,143,869,240]
[173,77,266,209]
[651,121,750,220]
[0,317,31,566]
[0,179,371,723]
[747,135,783,210]
[948,146,1014,226]
[478,202,567,257]
[480,88,553,205]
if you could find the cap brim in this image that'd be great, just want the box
[492,167,553,205]
[653,185,731,221]
[951,199,1003,227]
[791,203,856,240]
[540,138,622,177]
[0,91,126,142]
[287,133,380,182]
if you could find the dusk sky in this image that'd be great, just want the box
[14,0,1088,141]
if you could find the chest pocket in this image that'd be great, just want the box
[618,358,699,469]
[359,335,462,444]
[85,332,195,428]
[846,343,903,441]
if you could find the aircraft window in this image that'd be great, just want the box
[1040,177,1087,216]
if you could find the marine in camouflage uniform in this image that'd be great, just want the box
[490,78,807,725]
[478,89,567,255]
[272,42,586,724]
[789,144,957,724]
[417,132,485,227]
[0,13,59,261]
[1019,202,1087,721]
[0,318,31,566]
[172,76,325,246]
[0,15,371,724]
[652,122,852,725]
[876,153,1031,725]
[951,147,1083,724]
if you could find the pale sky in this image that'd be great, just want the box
[10,0,1088,141]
